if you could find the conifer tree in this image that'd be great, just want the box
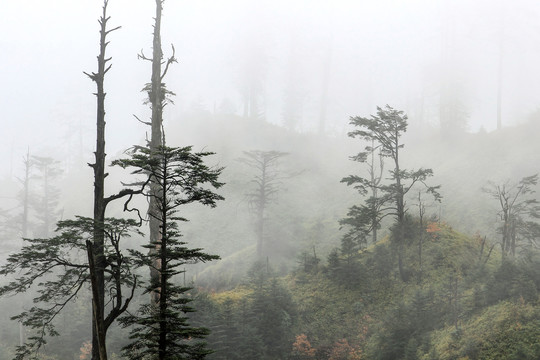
[0,3,141,360]
[342,105,440,281]
[114,145,223,360]
[238,150,288,259]
[136,0,177,306]
[0,217,140,360]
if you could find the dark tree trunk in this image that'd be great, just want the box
[87,241,107,360]
[149,0,165,306]
[85,2,119,359]
[158,159,168,360]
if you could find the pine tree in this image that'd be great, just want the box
[238,150,288,259]
[114,145,223,360]
[0,217,140,360]
[342,105,440,281]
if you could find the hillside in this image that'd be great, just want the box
[194,222,540,359]
[1,112,539,359]
[162,111,540,288]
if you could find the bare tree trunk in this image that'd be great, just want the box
[85,1,119,358]
[148,0,165,305]
[87,242,108,360]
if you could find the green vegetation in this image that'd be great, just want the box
[1,104,540,359]
[194,222,539,360]
[114,145,223,360]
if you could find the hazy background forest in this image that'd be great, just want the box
[1,0,540,359]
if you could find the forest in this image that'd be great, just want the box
[1,0,540,359]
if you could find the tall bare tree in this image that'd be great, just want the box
[84,1,121,358]
[136,0,177,305]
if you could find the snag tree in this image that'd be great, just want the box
[483,174,540,258]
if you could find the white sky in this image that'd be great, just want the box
[2,0,540,178]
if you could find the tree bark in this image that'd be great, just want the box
[87,241,108,360]
[158,157,168,360]
[148,0,165,306]
[85,1,119,358]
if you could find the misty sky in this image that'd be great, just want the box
[2,0,540,177]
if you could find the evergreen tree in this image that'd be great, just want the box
[0,217,140,360]
[136,0,178,308]
[250,278,295,359]
[342,105,440,281]
[238,150,289,259]
[340,138,384,247]
[114,145,223,360]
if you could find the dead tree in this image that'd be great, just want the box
[84,1,121,359]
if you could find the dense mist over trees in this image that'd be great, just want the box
[0,0,540,359]
[3,0,540,161]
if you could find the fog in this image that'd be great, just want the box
[1,0,540,358]
[2,0,540,167]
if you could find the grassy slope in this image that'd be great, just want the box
[169,112,540,357]
[209,223,539,359]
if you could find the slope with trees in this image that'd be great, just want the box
[341,105,440,282]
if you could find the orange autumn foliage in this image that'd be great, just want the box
[328,338,362,360]
[79,341,92,360]
[292,334,316,359]
[426,222,442,240]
